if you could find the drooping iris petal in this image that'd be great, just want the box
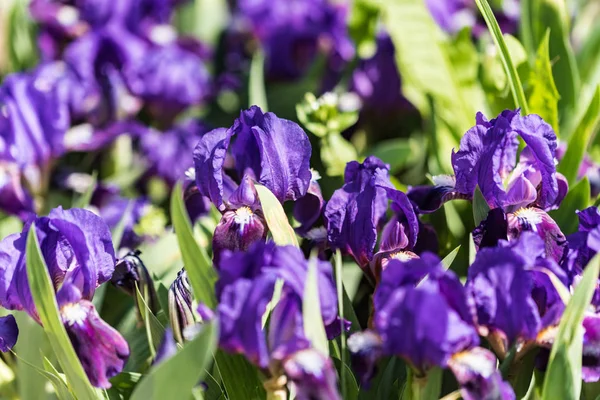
[373,254,479,371]
[0,163,35,219]
[467,243,541,346]
[0,315,18,352]
[231,106,312,203]
[472,208,508,250]
[293,172,325,236]
[407,175,470,214]
[507,207,567,263]
[448,347,516,400]
[347,330,384,386]
[57,284,129,389]
[282,349,342,400]
[324,156,390,267]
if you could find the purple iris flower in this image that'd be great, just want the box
[0,207,129,388]
[205,242,343,397]
[0,315,18,352]
[193,106,311,256]
[425,0,519,36]
[233,0,354,84]
[350,32,410,113]
[349,253,514,398]
[324,156,420,280]
[467,232,567,356]
[124,39,212,123]
[140,120,212,186]
[408,110,568,262]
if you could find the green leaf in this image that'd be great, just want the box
[109,372,142,399]
[475,0,529,113]
[376,0,476,137]
[348,0,380,58]
[0,215,23,238]
[530,0,580,117]
[367,138,416,174]
[404,366,442,400]
[25,226,99,399]
[441,246,461,270]
[249,48,268,111]
[334,251,348,399]
[214,351,265,400]
[528,30,560,134]
[558,86,600,185]
[174,0,229,47]
[472,186,490,227]
[549,177,591,235]
[577,22,600,90]
[541,253,600,400]
[6,0,38,73]
[43,357,76,400]
[320,132,358,177]
[303,252,329,356]
[130,322,217,400]
[73,172,98,209]
[332,358,359,400]
[255,184,299,247]
[14,312,50,400]
[135,285,165,358]
[170,182,218,308]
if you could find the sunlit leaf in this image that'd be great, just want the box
[249,48,268,111]
[303,252,329,356]
[255,184,299,247]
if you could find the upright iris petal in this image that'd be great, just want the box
[194,106,312,209]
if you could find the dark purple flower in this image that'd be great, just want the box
[194,106,312,209]
[0,164,35,219]
[467,232,566,354]
[373,253,479,372]
[448,347,516,400]
[235,0,353,83]
[0,315,18,352]
[582,314,600,382]
[283,349,342,400]
[57,284,129,388]
[140,119,212,185]
[124,40,212,122]
[0,207,128,387]
[112,250,159,314]
[153,328,178,366]
[347,330,383,386]
[565,207,600,278]
[350,32,409,113]
[293,170,326,236]
[324,156,419,276]
[212,176,267,263]
[214,242,341,369]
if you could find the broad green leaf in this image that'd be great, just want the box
[130,322,217,400]
[528,31,560,134]
[558,86,600,185]
[577,22,600,92]
[332,358,359,400]
[25,227,99,399]
[170,182,218,308]
[475,0,529,113]
[214,351,265,400]
[0,215,23,238]
[255,184,299,247]
[303,252,329,356]
[469,233,477,265]
[43,357,76,400]
[368,138,416,174]
[404,366,442,400]
[549,177,591,235]
[174,0,229,47]
[530,0,580,117]
[472,186,490,227]
[109,372,142,399]
[375,0,475,138]
[6,0,38,73]
[541,253,600,400]
[249,48,268,111]
[321,132,358,177]
[348,0,380,58]
[441,246,461,270]
[14,312,50,400]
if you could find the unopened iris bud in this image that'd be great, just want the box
[168,269,195,344]
[212,206,267,263]
[58,285,129,389]
[112,250,159,314]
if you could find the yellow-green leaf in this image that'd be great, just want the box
[255,184,299,247]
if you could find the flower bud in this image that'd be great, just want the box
[168,269,195,344]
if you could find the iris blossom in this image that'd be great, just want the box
[0,207,128,388]
[409,110,568,262]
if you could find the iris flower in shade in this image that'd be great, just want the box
[324,156,420,281]
[349,254,514,399]
[408,110,568,262]
[193,106,311,256]
[282,349,342,400]
[124,39,213,124]
[0,207,129,388]
[234,0,354,84]
[0,315,18,352]
[466,232,567,358]
[425,0,519,36]
[140,120,212,186]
